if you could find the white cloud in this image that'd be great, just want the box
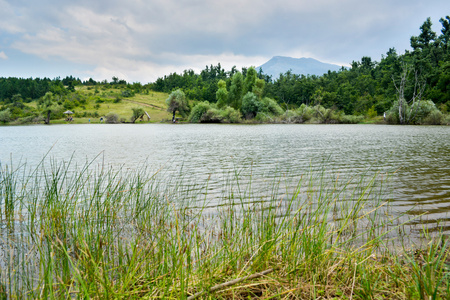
[0,51,7,59]
[2,0,450,81]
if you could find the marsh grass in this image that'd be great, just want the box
[0,158,449,299]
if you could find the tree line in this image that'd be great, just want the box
[155,16,450,124]
[1,16,449,125]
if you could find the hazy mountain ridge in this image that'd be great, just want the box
[258,56,345,78]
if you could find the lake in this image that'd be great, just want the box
[1,123,449,235]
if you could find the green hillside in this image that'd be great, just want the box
[69,86,171,123]
[0,83,172,125]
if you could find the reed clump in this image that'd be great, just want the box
[0,159,449,299]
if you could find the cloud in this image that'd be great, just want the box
[2,0,450,82]
[0,51,7,60]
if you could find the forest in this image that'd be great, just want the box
[0,16,449,125]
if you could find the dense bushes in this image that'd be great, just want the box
[188,101,241,123]
[386,100,445,125]
[188,100,364,124]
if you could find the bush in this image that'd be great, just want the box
[105,112,119,124]
[188,102,211,123]
[367,105,377,118]
[15,115,42,124]
[220,107,241,123]
[423,110,444,125]
[241,92,261,119]
[296,104,315,122]
[409,100,438,124]
[0,108,12,123]
[341,115,365,124]
[312,105,342,123]
[200,108,223,123]
[387,100,443,125]
[279,110,303,123]
[260,97,284,116]
[188,102,242,123]
[255,112,273,122]
[444,114,450,125]
[121,90,134,98]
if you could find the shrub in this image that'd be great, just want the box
[220,107,241,123]
[121,90,134,97]
[0,108,12,123]
[63,100,74,110]
[188,102,211,123]
[387,100,442,125]
[260,97,284,116]
[367,105,377,118]
[280,110,303,123]
[341,115,365,124]
[296,104,315,122]
[255,112,273,122]
[312,105,342,123]
[408,100,437,124]
[423,110,444,125]
[200,108,224,123]
[105,112,119,124]
[241,92,261,119]
[444,114,450,125]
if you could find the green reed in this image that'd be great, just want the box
[0,158,448,299]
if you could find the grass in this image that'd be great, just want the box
[0,158,449,299]
[72,87,172,123]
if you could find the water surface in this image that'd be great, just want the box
[1,123,449,233]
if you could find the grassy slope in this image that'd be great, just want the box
[56,86,172,124]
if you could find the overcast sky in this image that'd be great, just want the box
[0,0,449,83]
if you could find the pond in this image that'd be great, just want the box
[1,123,449,234]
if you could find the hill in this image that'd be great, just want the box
[258,56,345,78]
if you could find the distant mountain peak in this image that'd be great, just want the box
[258,56,344,79]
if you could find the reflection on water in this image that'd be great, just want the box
[1,123,449,233]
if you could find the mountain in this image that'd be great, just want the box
[257,56,344,79]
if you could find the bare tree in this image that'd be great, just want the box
[392,63,426,124]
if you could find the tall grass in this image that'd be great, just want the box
[0,159,448,299]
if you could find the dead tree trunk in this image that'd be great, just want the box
[392,63,426,124]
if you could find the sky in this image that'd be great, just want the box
[0,0,449,83]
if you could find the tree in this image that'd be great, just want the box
[40,92,60,124]
[244,66,257,94]
[253,78,265,99]
[166,89,190,123]
[131,107,145,123]
[216,80,228,108]
[410,18,437,51]
[439,16,450,52]
[392,64,426,124]
[241,92,261,119]
[228,72,244,110]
